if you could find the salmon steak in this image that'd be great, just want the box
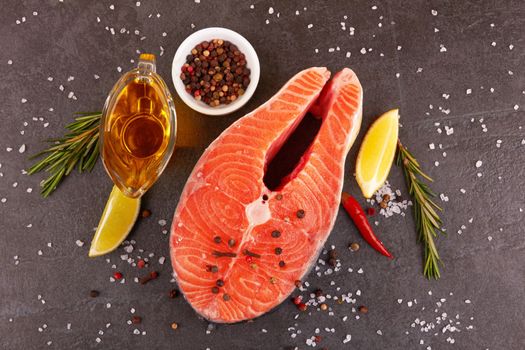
[170,67,363,323]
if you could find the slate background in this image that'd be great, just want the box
[1,0,524,349]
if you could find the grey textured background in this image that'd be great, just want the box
[1,1,524,349]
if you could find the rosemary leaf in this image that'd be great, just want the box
[28,112,102,198]
[397,140,445,279]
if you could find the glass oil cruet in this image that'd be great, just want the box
[100,53,177,198]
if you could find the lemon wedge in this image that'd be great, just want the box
[355,109,400,198]
[88,185,141,257]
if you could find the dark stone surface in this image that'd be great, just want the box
[1,1,524,349]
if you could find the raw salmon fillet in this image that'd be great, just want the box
[170,67,363,323]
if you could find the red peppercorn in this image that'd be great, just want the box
[292,296,302,305]
[137,259,146,269]
[187,66,193,73]
[297,303,307,311]
[245,256,253,263]
[113,272,123,280]
[314,335,322,343]
[150,271,159,279]
[194,90,201,97]
[367,207,376,216]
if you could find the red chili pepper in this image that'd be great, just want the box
[113,271,123,280]
[341,192,393,259]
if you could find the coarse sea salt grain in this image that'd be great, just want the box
[367,181,411,218]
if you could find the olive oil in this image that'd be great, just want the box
[100,54,176,198]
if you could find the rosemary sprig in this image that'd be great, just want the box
[397,140,445,279]
[28,112,102,197]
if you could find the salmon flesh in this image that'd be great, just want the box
[170,67,363,323]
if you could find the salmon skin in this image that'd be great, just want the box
[170,67,363,323]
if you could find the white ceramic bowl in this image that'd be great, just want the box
[172,27,260,116]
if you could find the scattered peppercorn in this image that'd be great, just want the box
[349,242,360,251]
[367,207,376,216]
[150,271,159,279]
[171,322,178,330]
[320,303,328,311]
[274,247,283,255]
[292,296,302,305]
[141,209,151,218]
[181,39,251,107]
[168,289,178,299]
[228,239,236,247]
[223,293,231,301]
[314,335,322,343]
[216,279,224,287]
[358,305,369,314]
[211,287,219,294]
[382,194,391,202]
[89,290,100,298]
[379,200,388,209]
[296,209,305,219]
[271,230,281,238]
[279,260,286,268]
[315,289,323,298]
[327,258,337,267]
[328,249,337,259]
[213,236,222,244]
[206,264,219,273]
[131,316,142,324]
[298,303,307,311]
[262,194,269,201]
[294,280,302,288]
[113,271,123,280]
[137,259,146,269]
